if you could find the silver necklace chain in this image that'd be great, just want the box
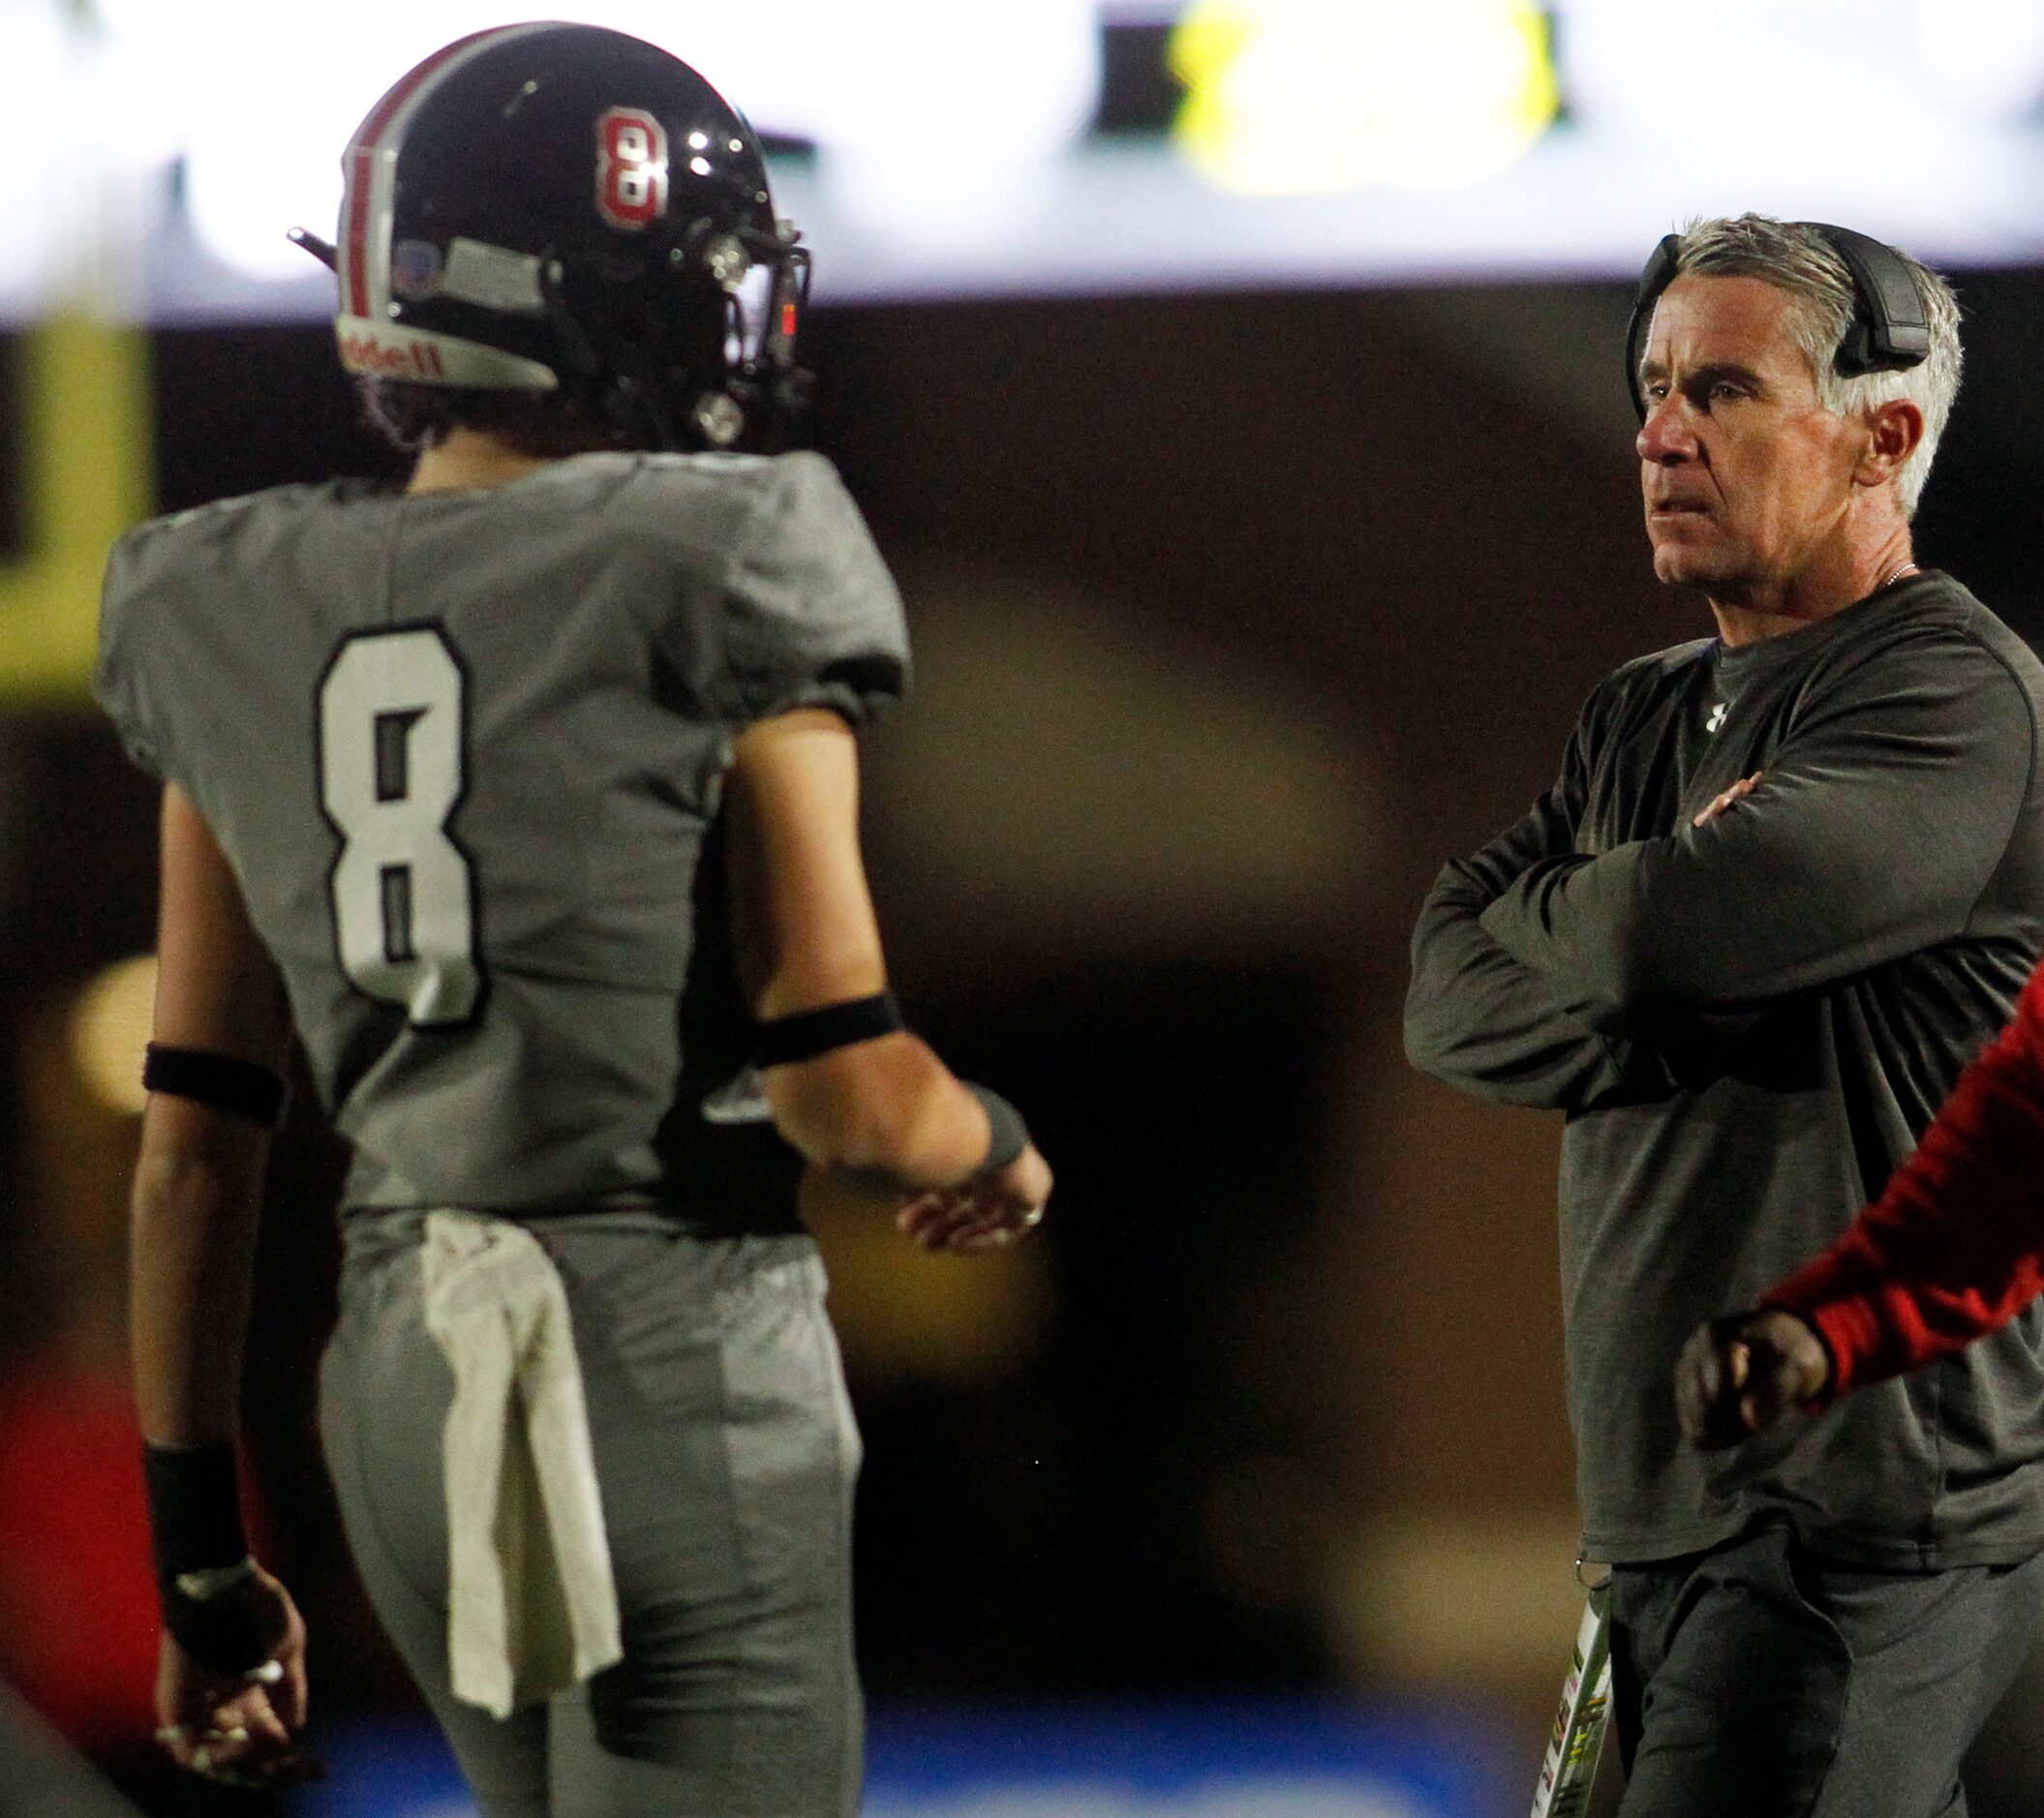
[1876,559,1921,592]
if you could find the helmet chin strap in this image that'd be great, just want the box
[531,241,815,454]
[533,261,678,450]
[723,365,812,454]
[602,366,683,450]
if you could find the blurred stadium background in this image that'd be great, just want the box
[4,1,2044,1812]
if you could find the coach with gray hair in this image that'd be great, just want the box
[1405,213,2044,1812]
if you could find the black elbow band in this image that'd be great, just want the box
[751,991,903,1068]
[142,1044,287,1125]
[143,1441,269,1676]
[963,1083,1029,1176]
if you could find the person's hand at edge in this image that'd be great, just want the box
[1675,1308,1831,1448]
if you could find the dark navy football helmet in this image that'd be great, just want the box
[297,21,809,450]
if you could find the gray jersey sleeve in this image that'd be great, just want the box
[96,524,174,778]
[692,451,910,727]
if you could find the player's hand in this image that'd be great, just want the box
[155,1564,324,1789]
[897,1144,1053,1255]
[1675,1309,1830,1449]
[1693,771,1762,828]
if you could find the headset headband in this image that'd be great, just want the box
[1625,222,1931,421]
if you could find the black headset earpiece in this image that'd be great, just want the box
[1625,233,1685,421]
[1800,222,1933,377]
[1625,223,1931,422]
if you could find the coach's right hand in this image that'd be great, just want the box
[1675,1309,1831,1448]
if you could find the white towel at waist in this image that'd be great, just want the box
[419,1210,624,1718]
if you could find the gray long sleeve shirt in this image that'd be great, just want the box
[1407,573,2044,1567]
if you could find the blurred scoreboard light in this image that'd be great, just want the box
[1169,0,1559,195]
[98,0,1102,280]
[293,1701,1512,1818]
[1912,0,2044,119]
[4,0,2044,317]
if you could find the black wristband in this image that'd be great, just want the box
[142,1044,287,1125]
[143,1441,270,1676]
[963,1083,1029,1176]
[143,1440,250,1580]
[752,991,903,1068]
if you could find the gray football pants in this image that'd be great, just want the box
[1610,1522,2044,1818]
[319,1211,864,1818]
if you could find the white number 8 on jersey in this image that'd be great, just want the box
[319,626,480,1026]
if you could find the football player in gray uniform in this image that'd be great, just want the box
[97,24,1050,1817]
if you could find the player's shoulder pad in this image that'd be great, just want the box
[744,451,882,559]
[678,451,909,723]
[96,499,264,779]
[613,446,854,530]
[106,482,349,605]
[738,452,901,617]
[100,482,351,724]
[102,496,252,676]
[106,496,241,600]
[575,448,836,567]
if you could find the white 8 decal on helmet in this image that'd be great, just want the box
[596,106,670,228]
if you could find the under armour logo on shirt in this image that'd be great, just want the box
[1705,702,1728,734]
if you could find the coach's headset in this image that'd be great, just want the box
[1624,224,1932,421]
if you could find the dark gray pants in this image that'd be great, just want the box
[1610,1524,2044,1818]
[320,1212,863,1818]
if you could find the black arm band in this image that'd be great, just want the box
[964,1083,1029,1176]
[143,1440,250,1580]
[143,1441,270,1676]
[751,991,903,1068]
[142,1044,287,1125]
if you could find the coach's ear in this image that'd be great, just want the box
[1855,397,1923,492]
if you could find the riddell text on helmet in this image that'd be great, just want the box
[340,330,447,379]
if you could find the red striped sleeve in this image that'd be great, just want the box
[1763,960,2044,1398]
